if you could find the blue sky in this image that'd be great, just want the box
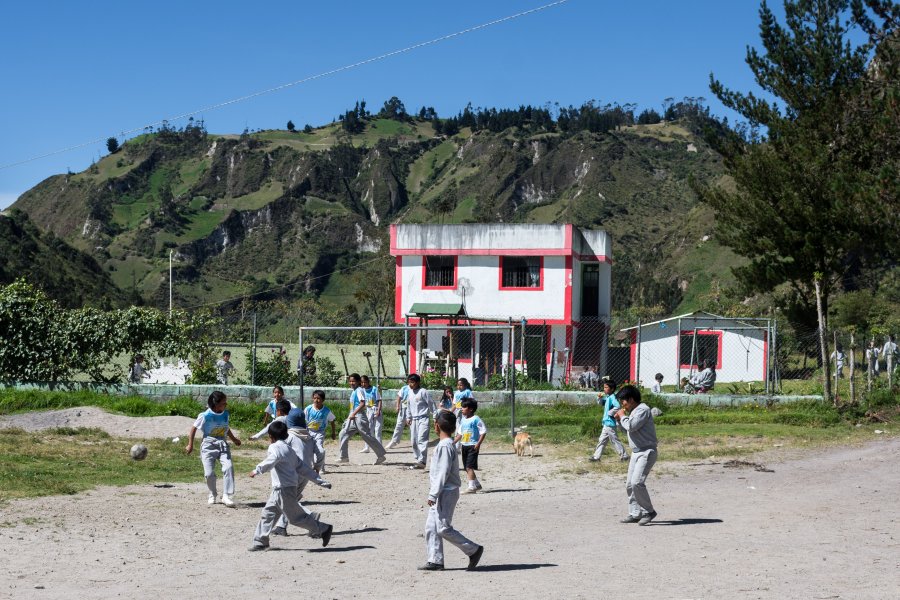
[0,0,776,209]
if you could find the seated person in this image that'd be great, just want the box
[692,360,716,393]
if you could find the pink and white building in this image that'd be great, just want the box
[390,224,611,386]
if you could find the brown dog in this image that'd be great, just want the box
[513,431,533,458]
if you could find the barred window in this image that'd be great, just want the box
[424,256,456,288]
[501,256,541,288]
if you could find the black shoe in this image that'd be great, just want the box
[467,546,484,570]
[321,524,333,547]
[620,515,641,523]
[417,562,444,571]
[272,526,287,536]
[248,543,269,552]
[638,511,658,526]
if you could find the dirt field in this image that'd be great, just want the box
[0,409,898,599]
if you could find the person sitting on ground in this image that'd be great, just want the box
[693,359,716,393]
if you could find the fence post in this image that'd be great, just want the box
[635,318,642,386]
[376,317,382,393]
[772,319,779,393]
[404,315,410,376]
[520,317,526,379]
[888,344,894,389]
[298,326,305,409]
[814,277,832,404]
[833,330,840,403]
[849,331,856,405]
[251,311,257,386]
[510,322,516,436]
[676,317,683,391]
[765,320,771,394]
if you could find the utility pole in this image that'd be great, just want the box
[168,250,173,316]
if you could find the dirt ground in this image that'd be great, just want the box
[0,409,898,599]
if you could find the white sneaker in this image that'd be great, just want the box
[385,441,398,449]
[360,448,371,454]
[463,487,477,494]
[208,494,217,505]
[221,495,235,507]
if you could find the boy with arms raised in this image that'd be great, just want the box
[419,411,484,571]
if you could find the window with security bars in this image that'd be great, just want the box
[424,256,456,288]
[501,256,541,288]
[679,332,720,368]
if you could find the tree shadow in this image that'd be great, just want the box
[306,545,376,553]
[448,563,557,572]
[651,518,723,526]
[477,488,533,494]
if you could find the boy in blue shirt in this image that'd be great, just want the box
[454,398,487,493]
[589,377,628,462]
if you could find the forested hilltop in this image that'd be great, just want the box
[9,98,739,326]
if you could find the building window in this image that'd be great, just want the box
[423,256,456,288]
[500,256,542,289]
[679,331,722,369]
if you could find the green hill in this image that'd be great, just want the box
[11,109,740,318]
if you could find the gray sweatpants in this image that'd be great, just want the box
[410,416,430,465]
[389,406,409,444]
[309,433,327,470]
[200,438,234,497]
[626,448,657,517]
[339,413,386,460]
[593,425,628,460]
[425,487,479,565]
[362,407,384,450]
[253,486,329,545]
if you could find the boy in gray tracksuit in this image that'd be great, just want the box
[615,385,658,526]
[404,374,437,468]
[248,421,333,551]
[272,408,322,537]
[418,411,484,571]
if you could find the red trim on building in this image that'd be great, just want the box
[389,224,397,254]
[573,253,612,264]
[409,329,417,375]
[498,256,544,291]
[394,256,403,323]
[678,330,724,370]
[421,255,457,290]
[564,223,573,251]
[564,256,573,324]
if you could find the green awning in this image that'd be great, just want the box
[408,302,466,317]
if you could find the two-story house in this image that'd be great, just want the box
[390,223,611,386]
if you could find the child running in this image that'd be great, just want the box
[454,398,487,493]
[338,373,387,465]
[419,411,484,571]
[590,377,628,463]
[248,421,333,551]
[615,385,658,526]
[272,408,323,537]
[405,374,436,469]
[360,375,383,454]
[263,385,296,427]
[185,390,242,506]
[251,398,291,441]
[386,383,410,449]
[304,390,336,473]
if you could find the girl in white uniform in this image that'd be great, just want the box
[186,391,242,506]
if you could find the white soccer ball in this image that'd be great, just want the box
[130,444,149,461]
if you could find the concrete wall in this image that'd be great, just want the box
[394,224,570,252]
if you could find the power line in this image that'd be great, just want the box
[0,0,569,172]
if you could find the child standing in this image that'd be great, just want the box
[338,373,387,465]
[419,411,484,571]
[590,377,628,462]
[360,375,383,454]
[215,351,235,385]
[651,373,663,394]
[263,385,296,426]
[615,385,658,526]
[304,390,336,473]
[185,391,242,506]
[439,386,455,412]
[129,354,148,384]
[386,383,410,449]
[404,374,436,469]
[248,421,333,551]
[454,398,487,493]
[453,378,474,419]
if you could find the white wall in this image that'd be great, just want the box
[396,224,569,252]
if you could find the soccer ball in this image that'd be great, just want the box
[130,444,148,461]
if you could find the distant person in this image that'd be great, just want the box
[830,344,846,378]
[185,390,242,506]
[590,377,628,463]
[304,390,336,474]
[454,398,487,493]
[404,373,437,469]
[418,411,484,571]
[585,366,600,390]
[129,354,149,384]
[359,375,383,454]
[692,359,716,392]
[248,420,333,551]
[866,340,880,376]
[615,385,658,526]
[215,351,235,385]
[337,373,387,465]
[298,345,317,384]
[883,335,898,372]
[651,373,664,394]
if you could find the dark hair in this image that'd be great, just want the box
[655,373,663,381]
[267,420,289,441]
[407,373,421,384]
[312,389,325,401]
[436,411,456,435]
[460,398,478,412]
[273,385,284,394]
[443,386,453,395]
[601,376,617,390]
[617,385,642,405]
[361,375,371,384]
[134,354,144,362]
[349,373,361,383]
[457,378,471,390]
[303,345,316,356]
[275,399,292,415]
[207,390,227,409]
[222,350,231,357]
